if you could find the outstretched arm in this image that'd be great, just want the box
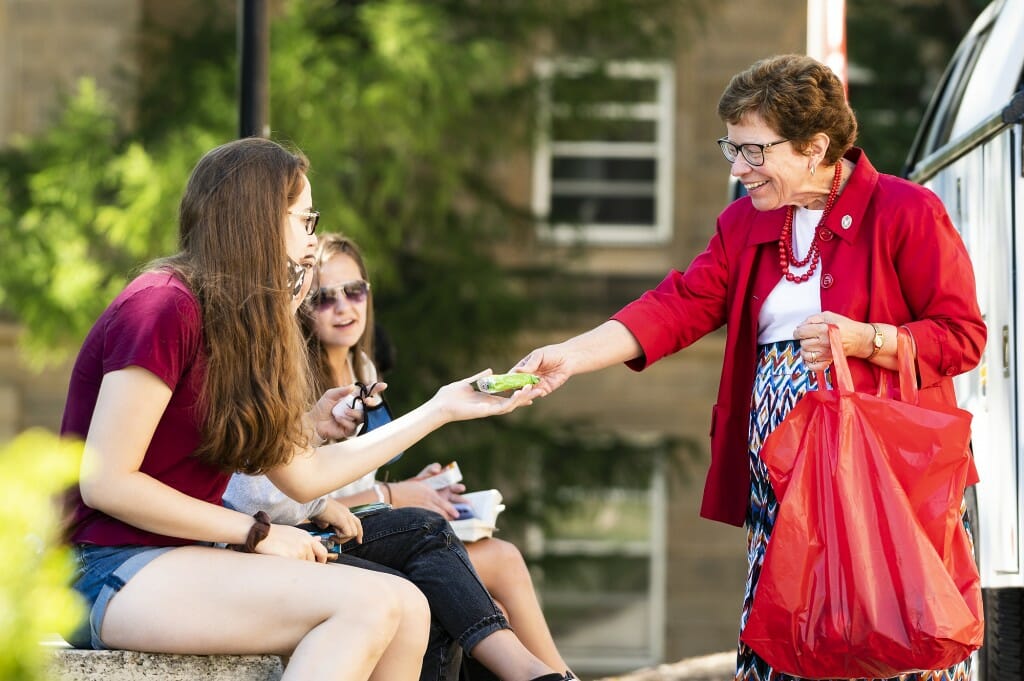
[513,320,643,396]
[269,370,540,502]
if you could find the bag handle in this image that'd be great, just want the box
[821,324,919,404]
[880,327,919,404]
[818,324,854,392]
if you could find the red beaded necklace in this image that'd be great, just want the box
[778,161,843,283]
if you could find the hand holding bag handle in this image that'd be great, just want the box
[817,324,917,403]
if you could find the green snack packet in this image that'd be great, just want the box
[472,373,540,394]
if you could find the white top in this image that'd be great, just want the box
[757,207,823,344]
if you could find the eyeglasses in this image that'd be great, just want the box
[311,280,371,309]
[289,209,320,235]
[716,137,790,166]
[286,258,309,298]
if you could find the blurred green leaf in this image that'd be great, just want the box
[0,430,84,681]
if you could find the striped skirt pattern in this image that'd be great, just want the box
[735,340,971,681]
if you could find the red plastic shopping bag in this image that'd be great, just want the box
[740,326,983,679]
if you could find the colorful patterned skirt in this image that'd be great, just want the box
[735,340,971,681]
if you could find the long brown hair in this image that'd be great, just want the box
[300,234,376,396]
[152,137,313,474]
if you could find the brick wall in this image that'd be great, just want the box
[0,0,142,142]
[0,323,71,439]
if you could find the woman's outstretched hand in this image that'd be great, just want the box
[431,370,542,423]
[512,345,573,396]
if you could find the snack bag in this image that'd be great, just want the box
[472,373,540,394]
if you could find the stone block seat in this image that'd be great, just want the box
[48,643,284,681]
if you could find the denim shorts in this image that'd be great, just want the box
[68,544,175,649]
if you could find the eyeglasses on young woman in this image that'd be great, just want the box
[716,137,790,166]
[289,209,320,235]
[311,280,371,309]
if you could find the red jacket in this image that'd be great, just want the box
[613,149,986,526]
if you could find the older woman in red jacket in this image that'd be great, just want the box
[516,54,985,681]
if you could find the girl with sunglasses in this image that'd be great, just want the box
[61,138,547,681]
[224,234,576,681]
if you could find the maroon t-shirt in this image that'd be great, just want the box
[62,270,230,546]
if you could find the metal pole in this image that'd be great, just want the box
[238,0,269,138]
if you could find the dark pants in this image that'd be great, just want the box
[332,507,510,681]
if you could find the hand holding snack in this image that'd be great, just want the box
[432,370,541,423]
[472,373,541,394]
[512,346,575,396]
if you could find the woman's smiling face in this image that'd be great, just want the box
[311,253,368,353]
[725,113,817,212]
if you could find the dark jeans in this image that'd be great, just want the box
[332,507,510,681]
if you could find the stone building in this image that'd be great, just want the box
[0,0,805,675]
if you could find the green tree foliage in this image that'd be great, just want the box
[0,80,220,367]
[0,430,84,681]
[847,0,989,175]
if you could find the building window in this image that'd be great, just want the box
[530,467,668,676]
[533,60,675,245]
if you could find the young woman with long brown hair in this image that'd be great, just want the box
[62,137,541,681]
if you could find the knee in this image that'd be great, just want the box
[475,538,530,582]
[317,576,406,656]
[468,540,536,609]
[382,575,431,633]
[488,538,527,568]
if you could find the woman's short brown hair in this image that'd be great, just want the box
[717,54,857,165]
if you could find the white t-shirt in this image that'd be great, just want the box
[757,207,824,344]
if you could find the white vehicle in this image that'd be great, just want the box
[902,0,1024,678]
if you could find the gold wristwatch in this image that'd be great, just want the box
[867,323,884,359]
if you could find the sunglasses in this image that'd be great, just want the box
[289,209,320,235]
[311,280,371,308]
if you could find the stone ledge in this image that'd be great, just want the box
[593,651,734,681]
[49,647,733,681]
[49,648,284,681]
